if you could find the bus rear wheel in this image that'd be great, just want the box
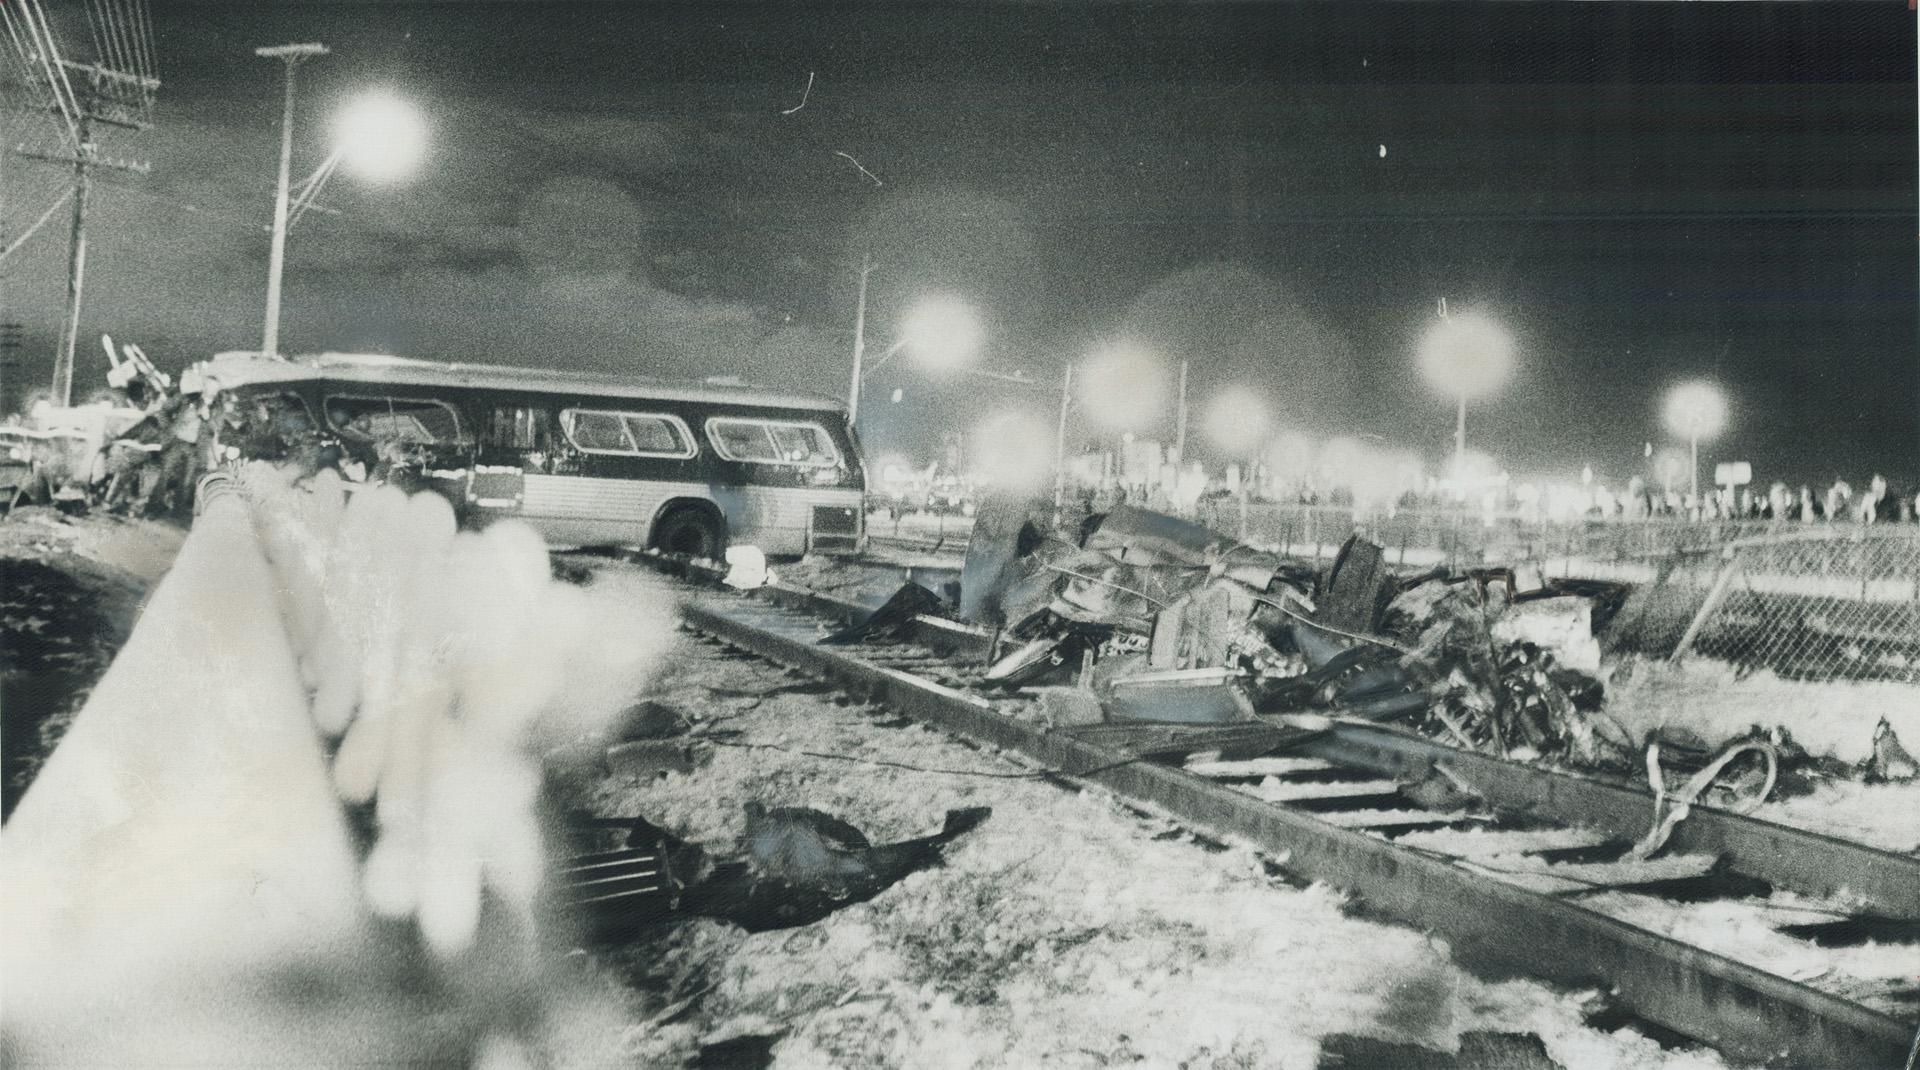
[652,506,725,560]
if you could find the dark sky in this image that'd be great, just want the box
[3,1,1914,487]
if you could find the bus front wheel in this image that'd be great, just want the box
[652,505,725,561]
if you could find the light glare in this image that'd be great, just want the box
[899,296,983,372]
[1418,311,1514,400]
[1203,389,1269,456]
[1662,380,1727,441]
[1077,344,1169,431]
[335,92,427,182]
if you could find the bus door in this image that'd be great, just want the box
[468,403,549,521]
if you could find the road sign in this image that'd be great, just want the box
[1715,461,1752,487]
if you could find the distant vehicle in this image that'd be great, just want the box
[3,402,151,507]
[181,351,865,557]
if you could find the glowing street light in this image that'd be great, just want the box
[1204,388,1269,457]
[1662,380,1727,500]
[1417,303,1513,483]
[1206,387,1270,536]
[1075,343,1170,432]
[333,92,428,182]
[847,258,984,422]
[256,40,426,357]
[895,295,985,374]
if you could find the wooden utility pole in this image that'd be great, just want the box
[1172,358,1189,465]
[15,62,156,408]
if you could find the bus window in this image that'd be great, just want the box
[559,409,695,458]
[485,406,553,452]
[222,392,316,461]
[705,417,840,468]
[325,396,463,444]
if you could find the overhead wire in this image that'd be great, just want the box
[11,1,79,151]
[0,187,76,263]
[82,0,108,73]
[2,5,61,136]
[133,0,157,109]
[30,0,84,143]
[99,0,130,79]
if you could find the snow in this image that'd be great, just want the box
[1603,656,1920,768]
[1580,891,1920,1009]
[1760,778,1920,854]
[1600,656,1920,853]
[587,586,1734,1068]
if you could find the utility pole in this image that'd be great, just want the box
[847,253,873,424]
[0,321,21,418]
[256,43,328,359]
[1172,358,1189,464]
[15,63,156,408]
[1436,297,1467,485]
[1052,363,1073,517]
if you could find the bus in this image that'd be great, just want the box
[180,351,865,556]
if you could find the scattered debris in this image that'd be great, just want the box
[820,582,945,645]
[608,738,711,779]
[1628,736,1780,860]
[1866,717,1917,782]
[579,804,994,935]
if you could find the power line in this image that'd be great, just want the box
[0,187,74,264]
[9,0,158,407]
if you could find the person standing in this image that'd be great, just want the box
[148,395,205,518]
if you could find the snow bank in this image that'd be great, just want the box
[601,636,1730,1069]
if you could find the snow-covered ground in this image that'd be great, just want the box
[6,502,1907,1069]
[1603,657,1920,853]
[575,568,1732,1068]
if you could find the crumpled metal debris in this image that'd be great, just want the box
[578,804,992,936]
[946,502,1662,771]
[1866,717,1917,782]
[1628,736,1780,860]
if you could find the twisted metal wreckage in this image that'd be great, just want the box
[826,495,1917,860]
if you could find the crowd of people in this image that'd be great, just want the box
[1582,475,1917,525]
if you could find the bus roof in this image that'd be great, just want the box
[183,351,847,414]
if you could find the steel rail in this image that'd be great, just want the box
[738,575,1920,920]
[671,588,1917,1067]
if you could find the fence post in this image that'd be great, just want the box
[1670,548,1745,664]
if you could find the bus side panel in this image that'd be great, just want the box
[518,475,859,554]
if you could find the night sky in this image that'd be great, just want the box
[3,2,1914,488]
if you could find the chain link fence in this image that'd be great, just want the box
[1605,528,1920,682]
[1197,501,1920,682]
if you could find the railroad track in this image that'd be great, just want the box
[865,530,970,557]
[631,552,1920,1068]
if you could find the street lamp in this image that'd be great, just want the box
[1075,343,1170,432]
[1417,302,1513,486]
[846,260,984,422]
[1662,380,1727,501]
[332,92,427,182]
[256,41,425,358]
[1206,388,1270,537]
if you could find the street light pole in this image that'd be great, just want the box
[1173,358,1189,464]
[1454,392,1467,481]
[848,253,873,424]
[1053,363,1073,516]
[1690,434,1699,502]
[256,43,328,359]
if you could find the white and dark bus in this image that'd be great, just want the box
[181,351,865,556]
